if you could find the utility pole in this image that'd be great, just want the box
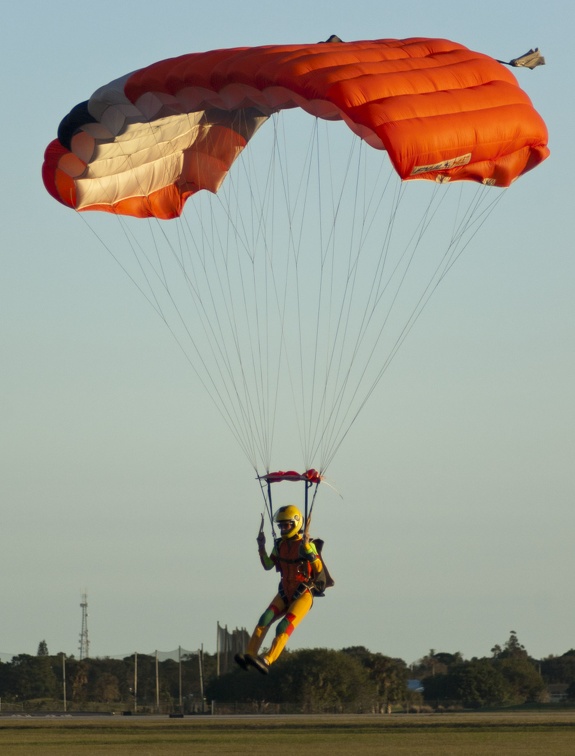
[62,654,67,712]
[79,593,90,659]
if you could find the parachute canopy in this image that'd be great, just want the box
[43,37,549,220]
[42,38,549,483]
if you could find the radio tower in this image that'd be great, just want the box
[79,593,90,659]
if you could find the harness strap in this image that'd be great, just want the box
[279,582,311,603]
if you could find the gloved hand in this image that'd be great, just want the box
[257,514,266,550]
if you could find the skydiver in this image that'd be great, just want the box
[235,505,324,674]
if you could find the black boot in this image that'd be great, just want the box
[234,653,249,671]
[245,654,270,675]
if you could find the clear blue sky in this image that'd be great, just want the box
[1,0,573,665]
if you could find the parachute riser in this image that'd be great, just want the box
[258,471,321,539]
[258,477,277,539]
[305,480,321,539]
[267,478,276,539]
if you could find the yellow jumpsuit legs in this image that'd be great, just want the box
[247,590,313,665]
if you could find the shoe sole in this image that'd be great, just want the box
[234,653,249,671]
[245,654,269,675]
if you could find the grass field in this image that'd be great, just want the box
[1,711,574,755]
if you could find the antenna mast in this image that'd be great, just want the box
[79,593,90,659]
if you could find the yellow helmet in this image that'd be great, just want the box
[274,505,304,539]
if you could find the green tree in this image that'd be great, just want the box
[4,654,60,700]
[342,647,408,709]
[454,660,511,708]
[495,656,545,703]
[85,658,133,704]
[489,631,545,703]
[274,649,373,712]
[37,640,49,656]
[433,652,463,668]
[540,652,575,685]
[70,660,89,703]
[206,662,274,704]
[92,672,122,703]
[492,630,527,660]
[412,650,464,680]
[424,659,510,709]
[420,672,453,705]
[207,648,374,712]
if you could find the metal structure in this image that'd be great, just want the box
[78,593,90,659]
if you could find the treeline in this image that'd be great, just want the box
[0,647,216,713]
[209,632,575,713]
[413,632,575,710]
[2,632,575,713]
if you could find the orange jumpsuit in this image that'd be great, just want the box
[246,534,323,665]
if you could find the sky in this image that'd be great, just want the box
[1,0,573,667]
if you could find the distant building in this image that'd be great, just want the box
[545,684,569,703]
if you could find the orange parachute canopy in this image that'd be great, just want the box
[43,37,549,219]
